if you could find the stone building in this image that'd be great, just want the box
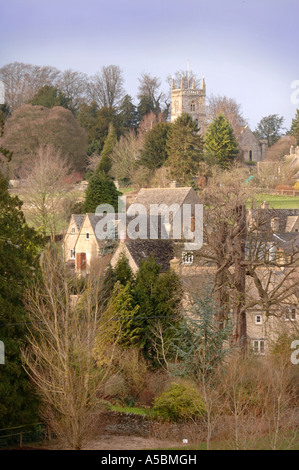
[170,75,206,135]
[237,124,267,162]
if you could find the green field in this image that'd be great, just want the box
[252,193,299,209]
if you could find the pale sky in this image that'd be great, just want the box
[1,0,298,129]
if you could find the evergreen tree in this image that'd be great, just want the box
[290,109,299,145]
[82,170,121,213]
[139,121,171,170]
[204,114,239,169]
[0,174,43,427]
[96,123,117,175]
[132,256,183,365]
[119,94,138,132]
[166,113,204,184]
[137,95,157,123]
[29,85,72,110]
[173,284,233,379]
[100,254,134,309]
[254,114,285,147]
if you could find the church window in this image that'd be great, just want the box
[249,150,253,161]
[190,101,195,112]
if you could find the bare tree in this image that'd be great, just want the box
[57,69,89,110]
[137,72,167,113]
[110,129,142,182]
[22,247,118,450]
[0,62,61,110]
[207,94,246,138]
[21,145,71,240]
[88,65,125,108]
[166,69,201,90]
[200,176,299,351]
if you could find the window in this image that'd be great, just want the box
[71,226,75,234]
[249,150,252,161]
[182,251,194,265]
[86,232,90,240]
[70,249,75,259]
[190,101,195,112]
[253,339,265,354]
[255,315,262,325]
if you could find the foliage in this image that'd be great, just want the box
[119,94,138,132]
[254,114,285,147]
[166,113,204,183]
[0,173,43,428]
[152,382,206,422]
[93,282,140,366]
[96,123,117,175]
[173,284,233,379]
[139,121,171,170]
[82,170,121,213]
[29,85,72,110]
[289,109,299,145]
[204,114,239,169]
[132,256,183,365]
[1,104,87,176]
[110,129,141,183]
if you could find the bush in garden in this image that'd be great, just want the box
[152,382,206,422]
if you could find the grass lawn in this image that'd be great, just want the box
[109,404,153,416]
[252,193,299,209]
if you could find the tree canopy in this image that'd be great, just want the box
[204,114,239,169]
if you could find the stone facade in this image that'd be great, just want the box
[170,76,206,135]
[237,125,267,162]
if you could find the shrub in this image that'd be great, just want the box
[152,382,206,422]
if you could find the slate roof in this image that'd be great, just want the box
[249,208,299,233]
[126,239,174,272]
[127,187,199,223]
[83,213,168,245]
[72,214,85,231]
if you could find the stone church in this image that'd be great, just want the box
[170,75,207,136]
[170,75,267,162]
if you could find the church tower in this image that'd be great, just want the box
[171,75,206,135]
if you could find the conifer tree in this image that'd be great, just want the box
[119,94,138,132]
[0,173,43,427]
[96,122,117,175]
[132,256,183,365]
[166,113,204,184]
[82,170,121,213]
[204,114,239,169]
[139,121,171,170]
[290,109,299,145]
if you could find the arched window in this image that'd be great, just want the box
[249,150,253,161]
[174,100,178,113]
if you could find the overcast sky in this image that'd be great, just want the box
[1,0,298,129]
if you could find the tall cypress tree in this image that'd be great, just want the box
[96,122,118,175]
[204,114,239,169]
